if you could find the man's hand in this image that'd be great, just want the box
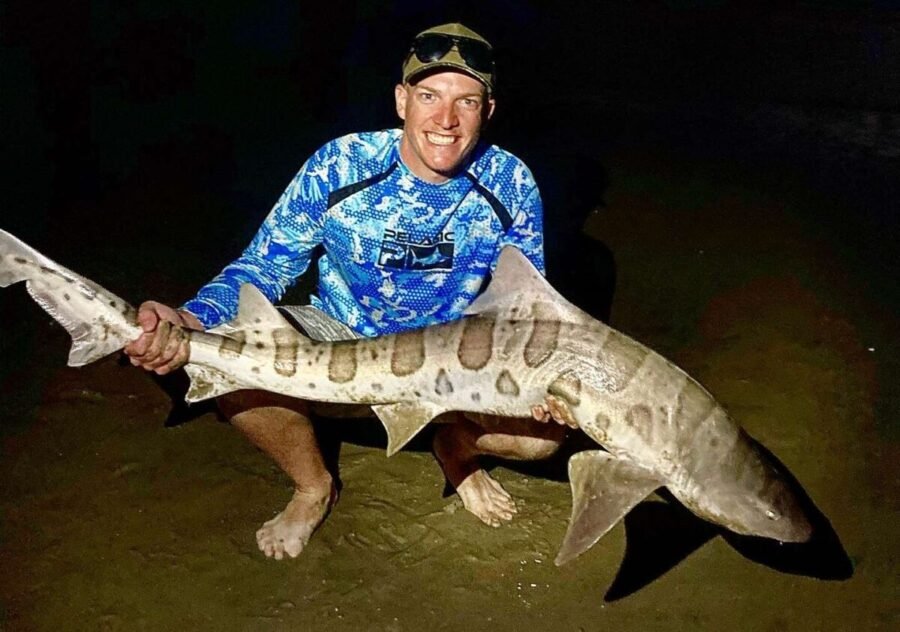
[531,395,579,428]
[123,301,203,375]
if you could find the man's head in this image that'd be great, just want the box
[395,23,496,183]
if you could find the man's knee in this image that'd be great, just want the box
[466,415,566,461]
[217,389,310,420]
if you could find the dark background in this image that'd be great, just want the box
[2,1,897,286]
[1,3,898,626]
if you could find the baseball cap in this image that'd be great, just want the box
[402,23,495,93]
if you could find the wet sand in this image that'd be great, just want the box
[1,137,897,630]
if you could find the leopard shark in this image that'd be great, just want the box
[0,228,813,564]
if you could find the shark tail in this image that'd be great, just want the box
[0,228,141,366]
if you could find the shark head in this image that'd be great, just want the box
[737,471,812,543]
[694,425,813,543]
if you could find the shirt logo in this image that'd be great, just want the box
[377,229,455,271]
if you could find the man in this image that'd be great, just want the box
[125,23,564,560]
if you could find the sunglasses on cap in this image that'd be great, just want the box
[410,33,494,73]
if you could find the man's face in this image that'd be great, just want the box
[394,71,495,183]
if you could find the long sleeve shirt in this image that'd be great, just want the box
[183,129,544,337]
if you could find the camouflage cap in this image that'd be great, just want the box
[402,23,495,93]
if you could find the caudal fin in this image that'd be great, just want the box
[0,228,141,366]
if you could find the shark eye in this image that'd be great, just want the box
[765,509,778,521]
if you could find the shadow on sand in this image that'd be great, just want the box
[603,437,852,601]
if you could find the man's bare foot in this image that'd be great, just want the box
[256,482,338,560]
[455,469,517,527]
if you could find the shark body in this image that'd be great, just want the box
[0,228,813,564]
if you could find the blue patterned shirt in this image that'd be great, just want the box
[183,129,544,336]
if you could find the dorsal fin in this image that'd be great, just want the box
[465,246,592,324]
[210,284,294,336]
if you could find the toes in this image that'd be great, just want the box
[457,470,518,527]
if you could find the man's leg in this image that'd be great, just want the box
[433,414,566,527]
[218,390,336,560]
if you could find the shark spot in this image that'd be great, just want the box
[471,392,481,403]
[391,329,425,377]
[372,383,383,392]
[109,300,117,308]
[598,330,649,392]
[674,379,717,431]
[547,371,582,406]
[369,347,379,361]
[524,319,559,368]
[13,257,27,264]
[255,342,266,350]
[625,405,653,443]
[273,328,299,377]
[308,382,316,389]
[435,368,454,396]
[218,331,246,358]
[251,367,260,373]
[328,342,358,384]
[592,412,613,444]
[64,293,71,301]
[458,317,494,370]
[495,370,520,396]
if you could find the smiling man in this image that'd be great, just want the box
[125,23,562,560]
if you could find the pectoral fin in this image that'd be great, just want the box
[371,401,444,457]
[555,450,663,566]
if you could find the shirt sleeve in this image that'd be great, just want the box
[496,181,546,275]
[182,144,336,329]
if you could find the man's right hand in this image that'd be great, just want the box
[123,301,203,375]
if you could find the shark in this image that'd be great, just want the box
[0,228,813,564]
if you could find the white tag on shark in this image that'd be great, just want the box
[555,450,664,566]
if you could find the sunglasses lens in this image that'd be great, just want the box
[413,34,494,74]
[456,39,493,72]
[414,34,454,63]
